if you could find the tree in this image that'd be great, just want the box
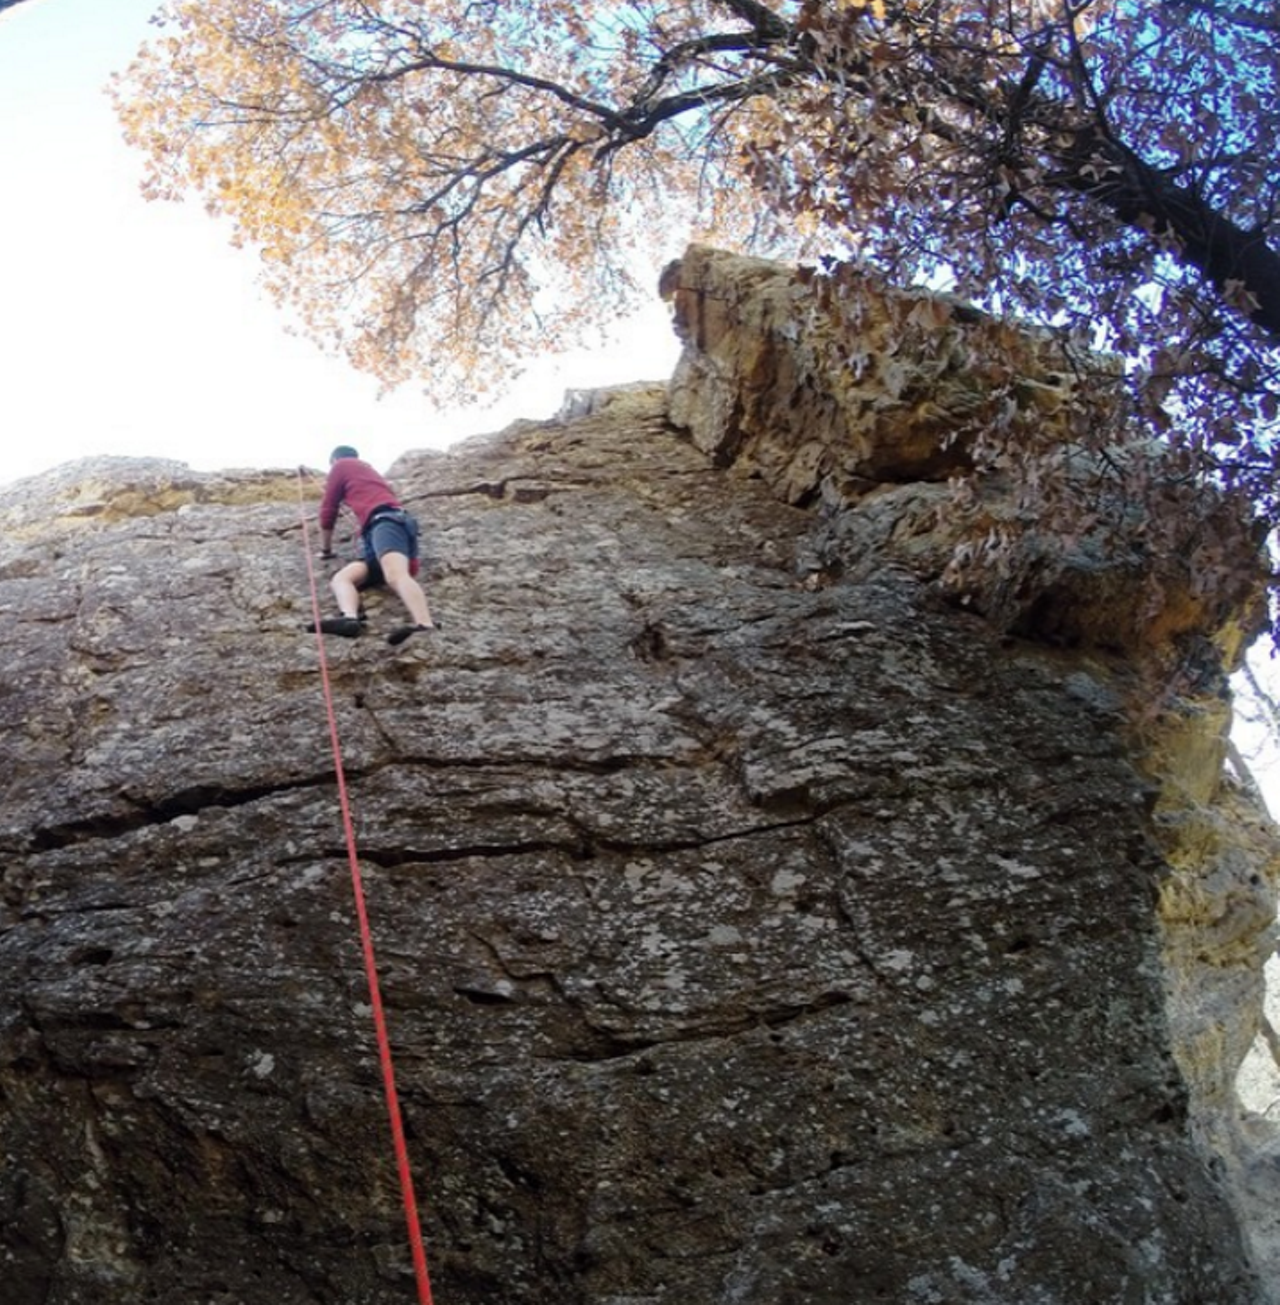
[115,1,1280,615]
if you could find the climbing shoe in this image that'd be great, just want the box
[305,616,363,637]
[387,623,434,646]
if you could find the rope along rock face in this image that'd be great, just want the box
[297,468,434,1305]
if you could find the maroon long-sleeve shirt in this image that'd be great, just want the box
[319,458,401,532]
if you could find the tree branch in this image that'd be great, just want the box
[713,0,791,41]
[362,52,620,125]
[1052,129,1280,341]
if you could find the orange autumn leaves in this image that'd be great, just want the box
[113,1,779,400]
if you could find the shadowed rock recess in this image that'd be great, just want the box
[2,247,1279,1304]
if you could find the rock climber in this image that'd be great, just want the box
[308,445,436,646]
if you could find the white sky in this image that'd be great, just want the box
[0,0,681,489]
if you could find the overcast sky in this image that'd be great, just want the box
[0,0,680,489]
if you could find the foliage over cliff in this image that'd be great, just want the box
[111,0,1280,634]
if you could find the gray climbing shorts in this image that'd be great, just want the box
[361,508,420,581]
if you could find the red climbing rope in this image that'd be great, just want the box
[295,469,436,1305]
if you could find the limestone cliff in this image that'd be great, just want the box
[1,248,1277,1304]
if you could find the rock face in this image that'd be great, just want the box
[1,250,1277,1304]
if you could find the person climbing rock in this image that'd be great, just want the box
[307,445,435,646]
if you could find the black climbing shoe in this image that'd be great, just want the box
[387,623,435,646]
[305,616,363,637]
